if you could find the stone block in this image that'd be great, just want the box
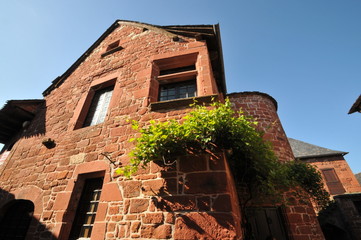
[121,180,141,198]
[174,212,236,239]
[70,153,86,164]
[184,172,228,194]
[142,213,164,224]
[129,199,149,213]
[100,182,123,201]
[179,154,207,172]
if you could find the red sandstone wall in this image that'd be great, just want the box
[228,92,294,162]
[0,22,239,240]
[305,155,361,195]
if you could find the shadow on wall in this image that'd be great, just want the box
[0,188,57,240]
[147,153,238,239]
[22,103,47,140]
[0,100,46,154]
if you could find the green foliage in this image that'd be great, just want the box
[116,99,330,209]
[285,161,331,209]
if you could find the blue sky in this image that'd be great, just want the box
[1,1,361,172]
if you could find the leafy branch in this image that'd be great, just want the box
[116,99,330,209]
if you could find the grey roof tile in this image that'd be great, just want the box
[288,138,347,159]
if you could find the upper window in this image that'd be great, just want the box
[154,53,198,103]
[83,86,114,127]
[159,80,196,101]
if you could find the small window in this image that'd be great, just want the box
[106,40,120,52]
[69,178,103,240]
[159,80,197,101]
[83,86,114,127]
[321,168,346,195]
[101,40,123,57]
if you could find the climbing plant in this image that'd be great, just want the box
[116,99,330,209]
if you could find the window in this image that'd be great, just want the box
[321,168,346,195]
[157,63,197,102]
[153,53,198,103]
[0,200,34,240]
[69,177,103,240]
[101,40,123,57]
[83,86,114,127]
[159,80,197,101]
[72,75,118,130]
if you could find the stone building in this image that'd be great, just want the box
[0,20,324,240]
[289,138,361,196]
[289,138,361,240]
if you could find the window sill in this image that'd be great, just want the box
[150,94,219,111]
[101,46,123,57]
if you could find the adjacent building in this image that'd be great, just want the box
[289,138,361,240]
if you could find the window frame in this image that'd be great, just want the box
[72,75,118,130]
[159,79,197,102]
[101,40,123,57]
[69,177,104,240]
[82,85,114,127]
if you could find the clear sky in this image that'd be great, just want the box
[1,1,361,172]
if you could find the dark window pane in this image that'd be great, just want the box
[159,80,197,101]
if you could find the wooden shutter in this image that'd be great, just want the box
[321,168,346,195]
[246,207,288,240]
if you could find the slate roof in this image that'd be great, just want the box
[349,95,361,114]
[288,138,347,159]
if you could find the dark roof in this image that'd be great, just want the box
[42,20,226,97]
[0,100,44,144]
[349,95,361,114]
[288,138,347,159]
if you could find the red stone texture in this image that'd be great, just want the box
[334,194,361,239]
[304,155,361,195]
[228,92,295,162]
[282,191,325,240]
[0,21,324,240]
[174,212,237,239]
